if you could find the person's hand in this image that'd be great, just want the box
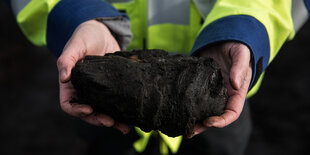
[57,20,130,134]
[189,42,252,138]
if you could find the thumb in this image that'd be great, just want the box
[57,56,76,83]
[229,45,251,90]
[57,39,85,83]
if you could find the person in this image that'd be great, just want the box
[5,0,310,154]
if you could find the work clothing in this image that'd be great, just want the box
[78,101,251,155]
[6,0,310,95]
[5,0,310,154]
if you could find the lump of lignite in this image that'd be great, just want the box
[71,49,227,137]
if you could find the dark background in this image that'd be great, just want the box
[1,1,310,155]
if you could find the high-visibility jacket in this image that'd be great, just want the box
[5,0,310,154]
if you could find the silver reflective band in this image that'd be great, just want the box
[291,0,309,32]
[105,0,133,3]
[192,0,216,19]
[148,0,190,26]
[11,0,31,16]
[97,17,133,50]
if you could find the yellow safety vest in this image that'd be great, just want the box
[105,0,295,154]
[12,0,299,154]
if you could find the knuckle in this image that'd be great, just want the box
[59,102,70,113]
[60,102,78,117]
[57,57,65,68]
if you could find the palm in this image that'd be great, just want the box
[190,42,252,137]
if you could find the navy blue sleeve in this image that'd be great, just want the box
[190,15,270,90]
[46,0,128,57]
[304,0,310,14]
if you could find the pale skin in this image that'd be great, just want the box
[57,20,252,136]
[57,20,130,134]
[188,42,252,138]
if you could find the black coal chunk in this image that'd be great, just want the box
[71,49,227,137]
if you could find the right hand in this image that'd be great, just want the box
[57,20,130,134]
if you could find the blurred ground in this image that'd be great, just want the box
[1,1,310,155]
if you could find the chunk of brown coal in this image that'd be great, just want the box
[71,49,227,137]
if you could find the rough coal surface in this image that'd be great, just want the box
[71,49,227,137]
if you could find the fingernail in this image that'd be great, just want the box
[123,127,131,134]
[101,120,113,127]
[237,78,242,89]
[119,128,128,135]
[80,113,87,117]
[204,120,214,127]
[189,131,199,138]
[230,77,240,90]
[60,69,67,81]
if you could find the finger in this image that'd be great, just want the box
[205,87,246,128]
[204,108,242,128]
[80,113,103,126]
[95,113,115,127]
[205,69,252,128]
[81,113,115,127]
[59,81,93,117]
[114,122,131,134]
[187,124,207,139]
[204,92,244,128]
[57,38,85,83]
[229,46,251,90]
[60,102,93,117]
[59,82,115,126]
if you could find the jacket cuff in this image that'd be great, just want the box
[46,0,128,57]
[96,17,133,51]
[190,15,270,90]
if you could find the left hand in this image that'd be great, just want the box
[188,42,253,138]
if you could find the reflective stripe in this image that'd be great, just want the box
[292,0,308,32]
[133,127,182,154]
[192,0,216,18]
[133,127,152,153]
[158,131,182,154]
[17,0,60,46]
[105,0,133,3]
[148,0,190,25]
[97,17,133,50]
[10,0,31,16]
